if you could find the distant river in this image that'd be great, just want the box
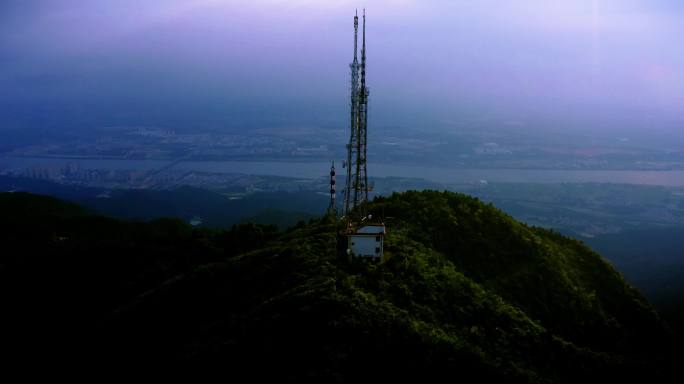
[3,156,684,187]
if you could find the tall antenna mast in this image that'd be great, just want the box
[354,9,359,62]
[360,9,369,206]
[344,10,360,216]
[343,9,370,218]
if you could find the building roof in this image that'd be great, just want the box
[350,224,386,236]
[348,233,385,238]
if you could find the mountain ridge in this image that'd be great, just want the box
[0,191,675,381]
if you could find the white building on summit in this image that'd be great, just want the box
[347,223,386,260]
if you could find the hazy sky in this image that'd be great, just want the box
[1,0,683,134]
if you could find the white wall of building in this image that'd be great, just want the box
[349,234,383,259]
[356,225,384,234]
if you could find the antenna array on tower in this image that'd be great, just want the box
[343,9,370,217]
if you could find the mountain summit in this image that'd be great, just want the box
[0,191,673,381]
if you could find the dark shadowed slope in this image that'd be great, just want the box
[0,191,675,381]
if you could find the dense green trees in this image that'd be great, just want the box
[0,191,675,381]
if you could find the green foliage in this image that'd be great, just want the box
[0,191,674,381]
[368,191,668,352]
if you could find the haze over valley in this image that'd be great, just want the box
[2,1,684,379]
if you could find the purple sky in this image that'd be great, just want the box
[1,0,683,135]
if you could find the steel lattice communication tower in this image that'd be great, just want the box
[343,9,370,217]
[328,161,337,216]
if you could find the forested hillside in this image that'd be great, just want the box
[0,191,675,381]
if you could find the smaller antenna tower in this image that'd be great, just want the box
[328,161,337,216]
